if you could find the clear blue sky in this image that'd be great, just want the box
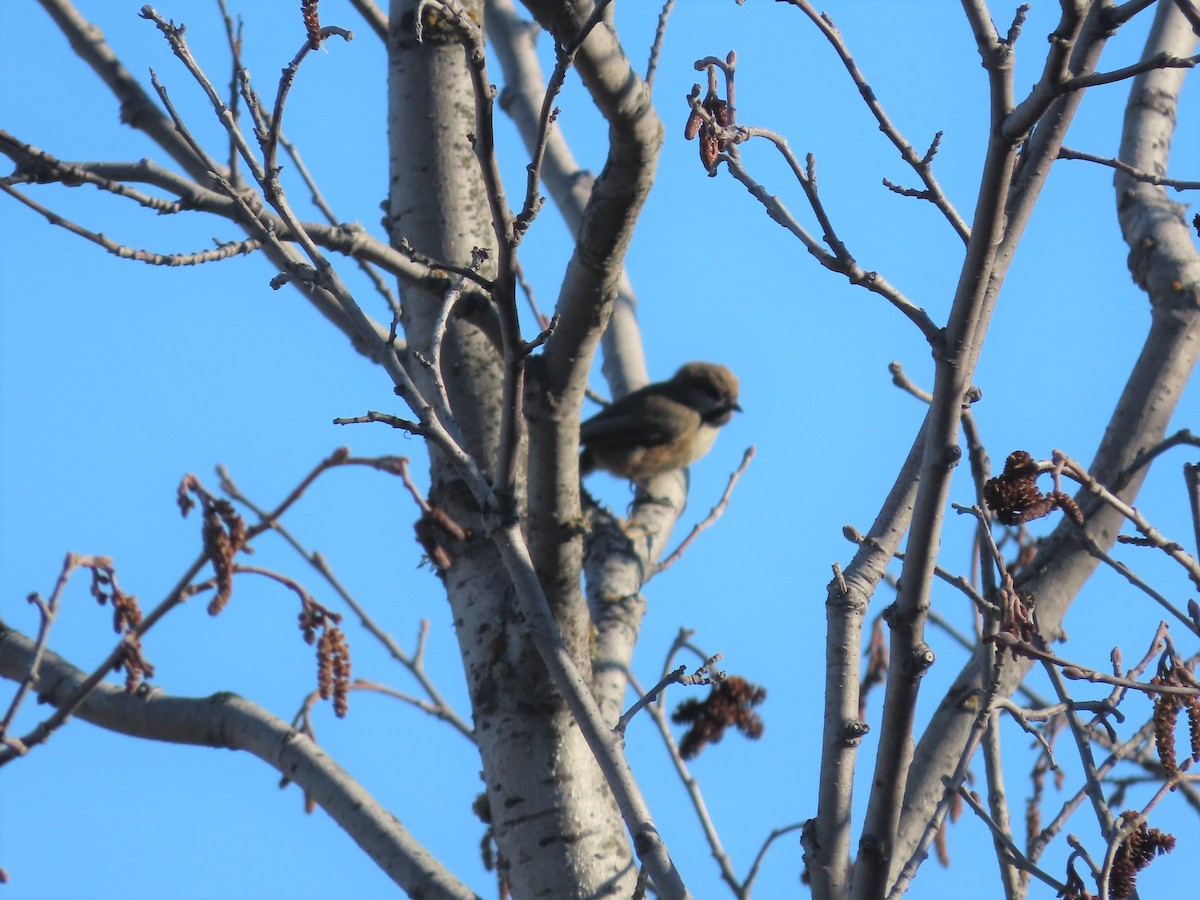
[2,1,1198,898]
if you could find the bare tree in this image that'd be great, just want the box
[2,1,1198,898]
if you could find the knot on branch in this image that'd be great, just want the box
[840,718,870,746]
[907,643,935,676]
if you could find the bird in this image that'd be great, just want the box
[579,362,741,481]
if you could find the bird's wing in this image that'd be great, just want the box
[579,394,697,448]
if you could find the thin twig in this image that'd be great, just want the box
[1058,146,1200,190]
[1056,450,1200,591]
[774,0,970,241]
[988,633,1199,698]
[513,0,617,237]
[980,709,1022,899]
[851,524,996,618]
[653,446,755,576]
[146,9,481,471]
[0,551,209,767]
[0,182,261,265]
[215,0,244,187]
[1096,774,1184,900]
[278,133,402,318]
[1062,50,1200,92]
[718,145,940,343]
[218,464,473,739]
[627,667,744,896]
[332,411,424,433]
[645,0,677,91]
[1080,538,1198,635]
[0,555,78,747]
[957,785,1069,894]
[263,27,355,181]
[741,823,805,896]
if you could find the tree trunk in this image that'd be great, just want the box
[386,2,634,894]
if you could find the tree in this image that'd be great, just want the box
[1,0,1198,897]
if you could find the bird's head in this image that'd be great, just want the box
[668,362,742,427]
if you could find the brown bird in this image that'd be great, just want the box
[579,362,742,481]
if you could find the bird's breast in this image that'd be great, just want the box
[681,423,719,466]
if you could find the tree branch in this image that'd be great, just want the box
[1058,145,1200,190]
[775,0,970,243]
[0,624,479,900]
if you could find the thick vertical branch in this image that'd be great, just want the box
[511,0,666,725]
[850,20,1021,898]
[487,0,650,392]
[386,3,642,895]
[807,430,924,900]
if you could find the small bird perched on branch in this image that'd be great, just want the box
[579,362,742,481]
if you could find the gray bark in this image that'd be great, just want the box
[385,1,636,894]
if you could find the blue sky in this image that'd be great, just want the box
[2,1,1198,898]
